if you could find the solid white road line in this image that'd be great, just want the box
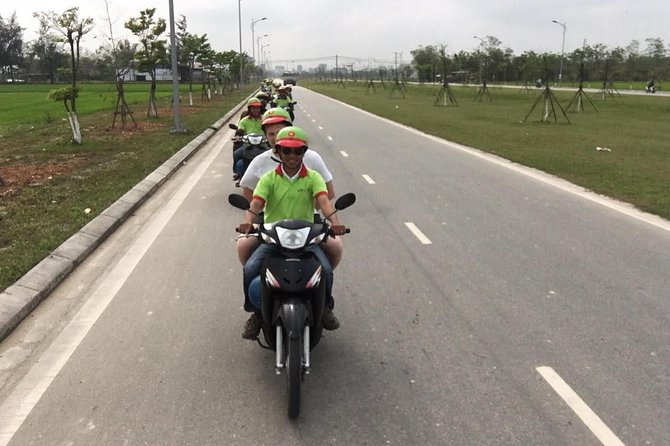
[0,136,226,446]
[362,174,375,184]
[327,136,333,141]
[340,151,349,157]
[536,366,625,446]
[404,222,432,245]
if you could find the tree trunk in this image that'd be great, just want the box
[148,79,158,117]
[68,111,82,144]
[69,38,77,113]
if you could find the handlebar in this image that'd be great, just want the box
[236,224,350,237]
[236,224,259,235]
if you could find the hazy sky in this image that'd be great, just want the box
[5,0,670,68]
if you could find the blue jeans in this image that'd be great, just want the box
[242,244,334,312]
[233,148,245,176]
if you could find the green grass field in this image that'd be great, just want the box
[0,82,202,134]
[0,83,255,291]
[303,80,670,221]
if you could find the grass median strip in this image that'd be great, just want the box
[304,81,670,221]
[0,83,255,291]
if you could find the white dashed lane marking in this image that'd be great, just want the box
[362,174,375,184]
[318,126,323,130]
[404,222,432,244]
[340,151,349,157]
[536,366,624,446]
[327,136,333,141]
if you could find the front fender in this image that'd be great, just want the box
[278,299,307,339]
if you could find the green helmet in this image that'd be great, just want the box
[275,126,308,148]
[261,107,292,127]
[247,97,262,108]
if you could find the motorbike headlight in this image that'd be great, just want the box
[276,227,310,249]
[248,135,263,145]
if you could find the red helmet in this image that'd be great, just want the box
[246,97,262,108]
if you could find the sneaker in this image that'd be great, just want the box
[242,313,263,339]
[322,308,340,331]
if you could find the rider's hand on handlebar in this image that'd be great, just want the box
[238,223,254,235]
[329,224,346,237]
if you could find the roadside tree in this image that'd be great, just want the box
[28,18,66,83]
[410,45,440,83]
[34,7,94,144]
[181,33,213,104]
[0,12,24,81]
[125,8,167,117]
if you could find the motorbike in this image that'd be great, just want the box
[271,100,297,122]
[228,123,271,185]
[646,85,656,94]
[228,192,356,419]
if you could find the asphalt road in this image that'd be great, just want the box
[1,86,669,445]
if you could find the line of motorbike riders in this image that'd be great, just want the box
[231,81,346,340]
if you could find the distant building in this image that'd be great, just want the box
[125,67,182,82]
[274,66,285,74]
[296,65,303,73]
[317,63,328,73]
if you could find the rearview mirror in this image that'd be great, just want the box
[228,194,250,210]
[228,123,238,130]
[335,193,356,211]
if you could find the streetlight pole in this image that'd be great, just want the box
[237,0,243,86]
[473,35,485,84]
[251,17,267,63]
[257,34,268,68]
[261,43,270,71]
[552,20,566,87]
[167,0,184,132]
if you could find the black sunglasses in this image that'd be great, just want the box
[279,146,306,156]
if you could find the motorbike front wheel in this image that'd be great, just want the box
[286,334,302,419]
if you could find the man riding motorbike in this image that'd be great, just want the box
[238,127,346,339]
[236,107,342,288]
[255,91,271,112]
[233,98,265,180]
[237,97,264,134]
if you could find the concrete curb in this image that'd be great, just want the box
[0,90,258,342]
